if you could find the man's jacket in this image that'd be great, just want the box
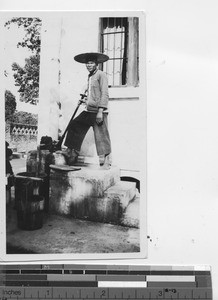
[86,69,109,113]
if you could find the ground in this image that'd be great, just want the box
[6,157,140,255]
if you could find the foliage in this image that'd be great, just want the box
[5,90,17,121]
[5,18,42,104]
[4,17,42,54]
[12,111,38,125]
[12,55,40,104]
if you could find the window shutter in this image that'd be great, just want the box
[127,17,139,87]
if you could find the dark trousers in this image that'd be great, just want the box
[64,111,111,156]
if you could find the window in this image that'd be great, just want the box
[99,17,139,87]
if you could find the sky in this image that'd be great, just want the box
[4,20,39,114]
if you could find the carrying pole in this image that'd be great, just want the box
[56,94,86,150]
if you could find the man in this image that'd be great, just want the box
[64,52,111,169]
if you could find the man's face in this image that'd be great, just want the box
[86,60,97,73]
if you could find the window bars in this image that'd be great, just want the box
[100,17,139,87]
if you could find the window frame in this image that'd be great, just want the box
[99,17,139,88]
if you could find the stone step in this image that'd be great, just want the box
[49,164,120,215]
[120,192,140,228]
[104,181,137,209]
[101,181,137,225]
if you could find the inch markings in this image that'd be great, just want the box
[0,265,212,300]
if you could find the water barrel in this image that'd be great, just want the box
[15,172,46,230]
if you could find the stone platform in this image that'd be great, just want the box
[49,164,139,227]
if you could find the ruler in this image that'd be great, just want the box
[0,264,212,299]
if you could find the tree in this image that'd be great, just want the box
[4,17,41,54]
[12,55,40,104]
[5,90,37,125]
[5,90,17,122]
[12,111,38,125]
[4,18,42,104]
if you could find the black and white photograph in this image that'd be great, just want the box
[1,11,147,260]
[2,0,218,297]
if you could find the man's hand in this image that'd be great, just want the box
[78,97,87,105]
[96,108,104,125]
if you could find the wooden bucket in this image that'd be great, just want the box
[15,173,45,230]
